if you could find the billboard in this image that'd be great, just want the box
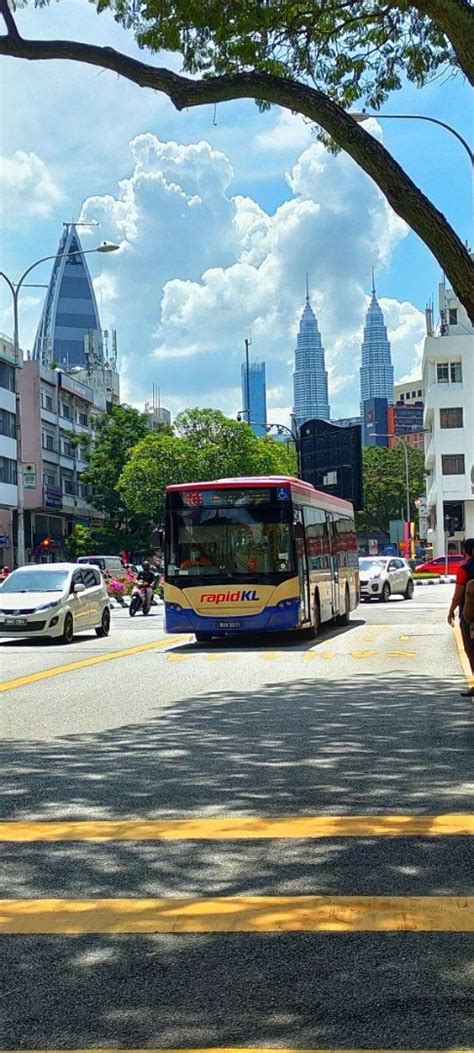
[299,419,363,510]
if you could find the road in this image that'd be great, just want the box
[0,584,472,1050]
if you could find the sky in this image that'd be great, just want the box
[0,1,472,423]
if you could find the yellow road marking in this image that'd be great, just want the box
[167,653,190,662]
[260,652,284,660]
[350,650,378,659]
[0,636,182,693]
[319,651,334,660]
[387,650,417,658]
[4,1049,468,1053]
[453,623,474,690]
[4,1049,467,1053]
[1,895,471,934]
[2,813,472,842]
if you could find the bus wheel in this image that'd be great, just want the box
[336,589,350,626]
[308,596,320,639]
[195,632,213,643]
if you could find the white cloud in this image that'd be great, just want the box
[0,151,63,228]
[76,130,423,420]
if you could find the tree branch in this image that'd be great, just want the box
[0,29,472,319]
[410,0,474,84]
[0,0,20,40]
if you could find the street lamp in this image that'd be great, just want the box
[351,112,474,166]
[0,241,119,566]
[236,413,301,474]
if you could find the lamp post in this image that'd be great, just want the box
[0,242,119,566]
[351,112,474,166]
[236,413,301,475]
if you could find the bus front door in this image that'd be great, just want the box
[294,520,311,625]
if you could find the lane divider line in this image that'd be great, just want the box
[1,813,472,842]
[0,636,182,694]
[1,895,471,934]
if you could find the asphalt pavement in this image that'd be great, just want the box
[0,584,473,1049]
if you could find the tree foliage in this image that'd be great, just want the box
[357,443,426,535]
[2,0,472,318]
[118,407,296,523]
[82,404,149,519]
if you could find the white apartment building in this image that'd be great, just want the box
[423,280,474,555]
[393,379,424,405]
[0,334,18,567]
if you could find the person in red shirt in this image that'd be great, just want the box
[447,537,474,695]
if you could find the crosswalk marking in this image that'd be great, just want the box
[1,895,471,934]
[2,813,472,841]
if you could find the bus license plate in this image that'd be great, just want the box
[218,620,242,629]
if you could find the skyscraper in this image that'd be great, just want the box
[293,278,330,427]
[33,225,104,369]
[241,360,267,437]
[360,272,394,443]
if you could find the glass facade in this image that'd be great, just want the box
[293,287,330,427]
[33,226,104,369]
[241,361,267,436]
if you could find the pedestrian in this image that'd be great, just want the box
[447,538,474,696]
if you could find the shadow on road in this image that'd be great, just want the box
[1,670,473,1047]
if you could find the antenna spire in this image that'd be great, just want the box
[305,273,310,303]
[371,267,376,298]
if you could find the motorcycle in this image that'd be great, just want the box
[129,581,153,617]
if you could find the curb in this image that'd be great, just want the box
[414,577,456,586]
[453,623,474,695]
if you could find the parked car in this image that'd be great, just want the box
[77,555,124,577]
[0,563,110,643]
[415,554,464,576]
[359,556,414,602]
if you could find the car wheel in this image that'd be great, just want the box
[336,588,350,626]
[404,578,414,600]
[96,608,111,637]
[195,632,213,643]
[61,613,74,644]
[380,582,391,603]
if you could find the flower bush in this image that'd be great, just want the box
[107,578,125,599]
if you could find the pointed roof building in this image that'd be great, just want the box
[33,225,104,369]
[293,276,330,427]
[359,271,394,417]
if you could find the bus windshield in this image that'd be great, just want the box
[167,505,294,578]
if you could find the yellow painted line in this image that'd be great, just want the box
[1,895,471,934]
[350,650,378,659]
[2,813,472,842]
[453,623,474,690]
[0,636,182,693]
[4,1049,468,1053]
[260,651,284,660]
[387,650,417,658]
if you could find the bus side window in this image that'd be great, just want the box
[305,505,330,571]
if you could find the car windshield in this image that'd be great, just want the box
[359,558,387,572]
[0,569,69,593]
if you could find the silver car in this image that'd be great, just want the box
[0,563,111,643]
[359,556,414,602]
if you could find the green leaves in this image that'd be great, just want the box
[357,444,426,534]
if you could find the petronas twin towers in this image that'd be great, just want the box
[292,274,393,427]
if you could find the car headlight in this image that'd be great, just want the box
[35,600,59,612]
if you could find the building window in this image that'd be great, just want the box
[62,438,74,457]
[399,393,405,401]
[0,360,15,393]
[0,408,16,439]
[411,391,416,398]
[62,475,75,496]
[77,411,89,427]
[449,308,458,326]
[42,432,55,452]
[437,363,449,384]
[451,361,462,383]
[41,390,54,412]
[440,408,463,429]
[60,402,72,419]
[442,454,465,475]
[0,456,17,485]
[44,472,56,487]
[417,389,422,397]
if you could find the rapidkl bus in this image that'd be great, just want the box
[163,476,359,642]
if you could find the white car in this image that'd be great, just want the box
[0,562,111,643]
[359,556,414,602]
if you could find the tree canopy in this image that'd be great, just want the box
[2,0,473,317]
[118,407,296,523]
[357,443,426,535]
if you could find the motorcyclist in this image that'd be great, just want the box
[136,559,156,613]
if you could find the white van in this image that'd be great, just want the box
[77,555,124,577]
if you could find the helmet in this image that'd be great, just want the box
[142,560,150,569]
